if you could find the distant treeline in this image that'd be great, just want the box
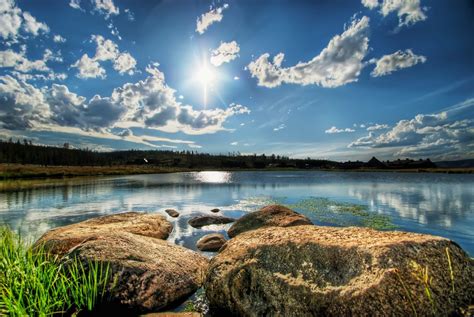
[0,139,336,169]
[0,139,440,170]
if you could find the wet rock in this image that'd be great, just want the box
[35,212,173,256]
[196,233,226,252]
[66,232,209,313]
[206,225,474,316]
[188,215,235,228]
[165,209,180,218]
[210,208,220,213]
[227,204,312,238]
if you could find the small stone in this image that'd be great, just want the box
[196,233,226,252]
[165,209,180,217]
[210,208,220,213]
[188,215,235,228]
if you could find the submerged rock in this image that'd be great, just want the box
[35,212,173,256]
[227,204,312,238]
[205,225,474,316]
[196,233,226,252]
[188,215,235,228]
[66,232,209,312]
[210,208,220,213]
[165,209,180,218]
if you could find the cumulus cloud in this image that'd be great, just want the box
[0,48,49,73]
[210,41,240,67]
[71,54,105,79]
[71,35,136,78]
[362,0,427,27]
[93,0,119,17]
[0,0,49,41]
[0,75,50,129]
[325,126,356,134]
[0,64,250,135]
[366,123,389,131]
[370,49,426,77]
[196,3,229,34]
[349,99,474,159]
[247,16,370,88]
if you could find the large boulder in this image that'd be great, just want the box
[165,209,180,218]
[205,226,474,316]
[196,233,227,252]
[66,232,209,312]
[188,215,235,228]
[35,212,173,256]
[227,205,312,238]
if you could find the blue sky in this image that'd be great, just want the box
[0,0,473,161]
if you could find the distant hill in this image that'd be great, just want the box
[435,159,474,168]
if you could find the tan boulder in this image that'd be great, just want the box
[227,204,312,238]
[66,232,208,312]
[206,225,474,316]
[35,212,172,255]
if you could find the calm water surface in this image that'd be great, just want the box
[1,171,473,255]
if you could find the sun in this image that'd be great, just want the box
[192,61,217,107]
[195,64,215,86]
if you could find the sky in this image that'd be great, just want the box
[0,0,473,161]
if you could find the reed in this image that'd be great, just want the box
[0,227,110,316]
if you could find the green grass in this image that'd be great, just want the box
[0,227,110,316]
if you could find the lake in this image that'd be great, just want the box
[1,171,473,256]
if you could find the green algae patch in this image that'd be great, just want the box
[240,196,397,230]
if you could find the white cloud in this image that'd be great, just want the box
[69,0,82,11]
[210,41,240,67]
[93,0,119,17]
[0,0,49,41]
[22,11,49,36]
[361,0,379,10]
[230,141,238,146]
[234,76,239,80]
[71,35,136,78]
[362,0,427,27]
[366,123,389,131]
[114,52,136,75]
[325,126,356,134]
[0,49,49,73]
[0,64,250,135]
[71,54,106,79]
[247,16,370,88]
[196,3,229,34]
[371,49,426,77]
[273,123,286,132]
[348,99,474,160]
[53,34,66,43]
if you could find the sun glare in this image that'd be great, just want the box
[192,61,217,107]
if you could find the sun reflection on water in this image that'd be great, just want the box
[193,171,232,183]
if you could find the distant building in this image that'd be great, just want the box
[366,157,386,169]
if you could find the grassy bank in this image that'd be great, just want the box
[1,163,473,181]
[0,227,110,316]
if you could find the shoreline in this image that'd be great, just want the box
[0,163,473,181]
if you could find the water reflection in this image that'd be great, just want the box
[0,171,472,255]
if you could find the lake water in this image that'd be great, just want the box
[1,171,473,256]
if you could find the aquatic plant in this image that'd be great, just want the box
[0,227,110,316]
[240,196,397,230]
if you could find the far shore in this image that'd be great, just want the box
[0,163,473,182]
